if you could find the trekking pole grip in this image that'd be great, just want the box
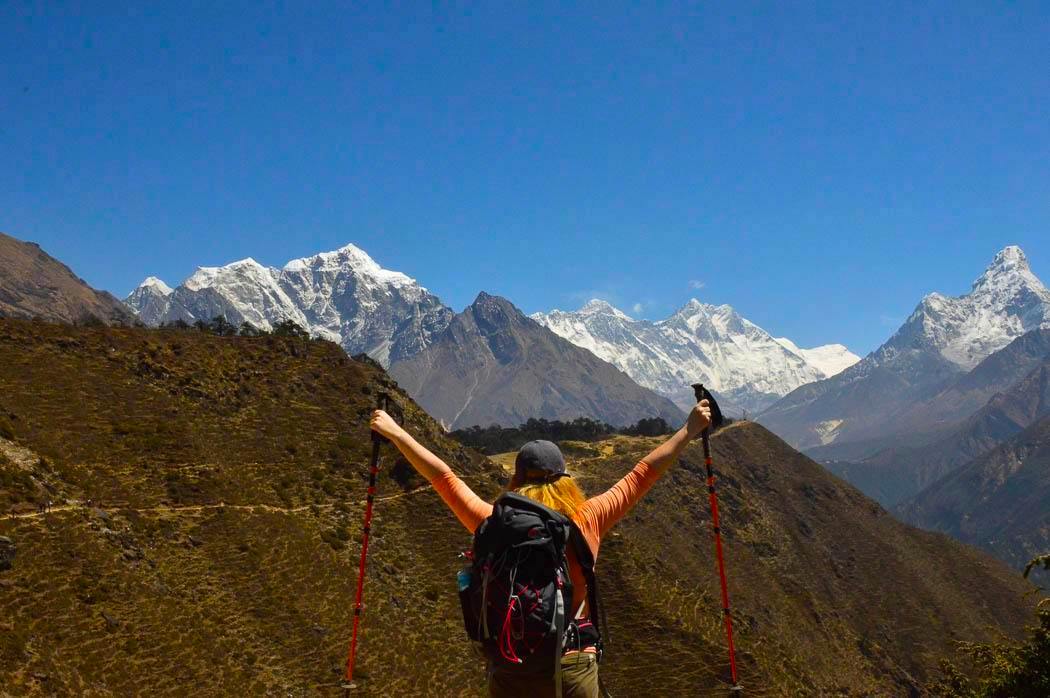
[372,393,403,445]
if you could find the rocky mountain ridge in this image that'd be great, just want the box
[0,232,134,325]
[827,332,1050,507]
[126,243,453,366]
[759,246,1050,452]
[533,298,858,415]
[129,242,859,419]
[898,412,1050,574]
[389,293,687,429]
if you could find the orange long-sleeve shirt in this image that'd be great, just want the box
[431,460,663,620]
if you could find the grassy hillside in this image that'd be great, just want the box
[0,319,1037,696]
[0,319,498,696]
[549,429,1037,695]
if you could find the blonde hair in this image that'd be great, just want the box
[508,472,586,519]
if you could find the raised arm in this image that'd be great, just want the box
[641,399,712,476]
[370,410,492,531]
[370,409,451,480]
[577,400,712,538]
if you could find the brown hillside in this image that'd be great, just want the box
[0,232,133,325]
[0,319,1036,696]
[558,426,1036,695]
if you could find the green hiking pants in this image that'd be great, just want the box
[488,652,600,698]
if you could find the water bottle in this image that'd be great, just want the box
[457,567,472,592]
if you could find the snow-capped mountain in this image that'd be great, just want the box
[773,337,859,378]
[124,276,174,322]
[890,245,1050,370]
[760,245,1050,451]
[532,298,858,414]
[126,243,453,366]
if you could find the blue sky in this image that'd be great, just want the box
[3,2,1048,355]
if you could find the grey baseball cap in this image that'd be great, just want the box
[514,440,569,482]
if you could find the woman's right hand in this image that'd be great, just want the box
[686,399,713,438]
[370,409,404,441]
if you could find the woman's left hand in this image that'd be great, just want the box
[686,399,713,438]
[370,409,404,441]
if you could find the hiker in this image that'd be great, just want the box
[369,399,712,697]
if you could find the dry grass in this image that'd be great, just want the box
[0,319,1037,696]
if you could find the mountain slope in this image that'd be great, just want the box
[829,349,1050,506]
[578,423,1036,695]
[760,246,1050,451]
[890,327,1050,436]
[0,317,496,696]
[897,414,1050,574]
[533,299,857,415]
[0,318,1036,695]
[126,243,453,366]
[390,293,687,429]
[0,231,133,325]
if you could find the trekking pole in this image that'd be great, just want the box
[343,393,402,691]
[691,384,741,692]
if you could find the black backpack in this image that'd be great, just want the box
[458,493,605,684]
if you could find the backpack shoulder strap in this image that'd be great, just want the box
[567,523,607,644]
[567,522,595,572]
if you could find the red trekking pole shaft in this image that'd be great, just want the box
[702,428,739,687]
[345,393,401,688]
[693,383,740,690]
[345,438,381,684]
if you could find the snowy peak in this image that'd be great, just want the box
[664,299,753,339]
[283,242,415,287]
[125,276,176,317]
[897,246,1050,370]
[137,276,173,296]
[534,295,850,415]
[981,245,1030,278]
[183,257,275,292]
[578,298,632,320]
[669,297,708,320]
[774,337,860,378]
[668,298,739,324]
[968,245,1044,301]
[129,241,453,367]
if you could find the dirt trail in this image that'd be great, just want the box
[0,484,438,522]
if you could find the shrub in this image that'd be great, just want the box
[928,555,1050,696]
[320,527,347,551]
[272,320,309,339]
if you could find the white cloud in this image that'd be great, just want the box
[688,279,705,290]
[568,289,616,304]
[631,302,644,315]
